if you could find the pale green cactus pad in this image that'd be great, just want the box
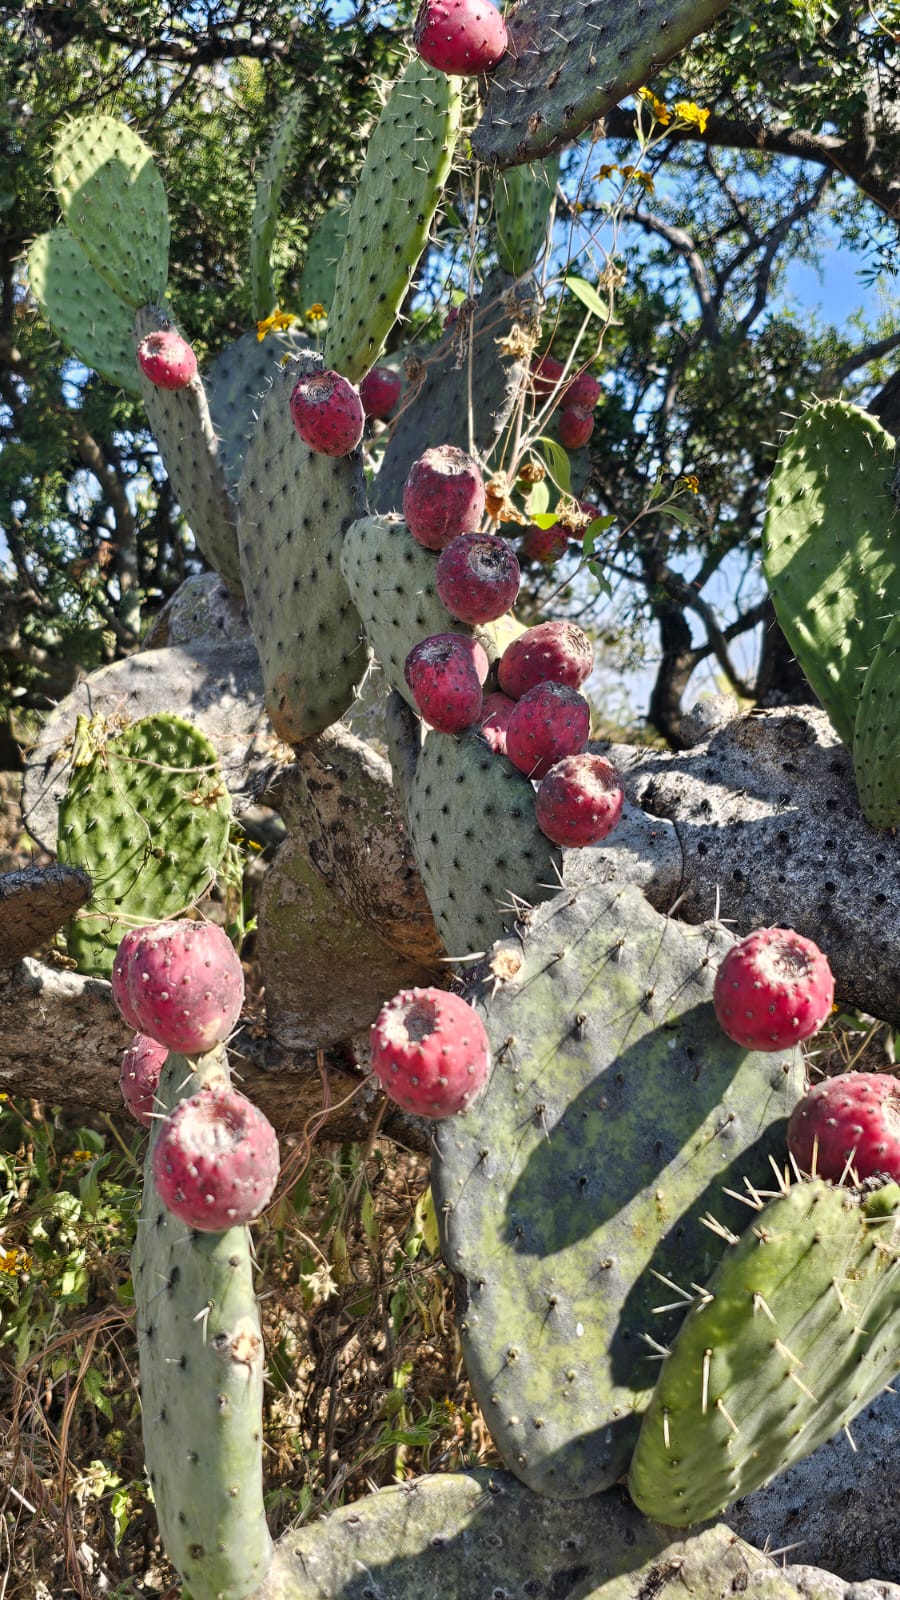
[299,202,350,318]
[494,158,560,277]
[27,227,143,394]
[206,325,309,492]
[52,113,169,307]
[57,712,232,976]
[133,1046,273,1600]
[852,609,900,829]
[433,880,803,1498]
[629,1178,900,1526]
[249,89,306,321]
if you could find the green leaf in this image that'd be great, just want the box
[83,1366,114,1421]
[563,274,608,320]
[582,514,615,558]
[668,505,698,528]
[531,511,562,529]
[536,436,572,495]
[588,562,613,598]
[527,478,550,516]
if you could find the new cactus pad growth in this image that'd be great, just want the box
[535,752,625,845]
[787,1073,900,1182]
[413,0,508,75]
[713,928,834,1052]
[123,920,245,1055]
[405,634,489,733]
[505,681,591,779]
[403,445,486,550]
[153,1083,280,1230]
[435,532,521,623]
[370,987,491,1116]
[289,369,365,456]
[137,327,198,390]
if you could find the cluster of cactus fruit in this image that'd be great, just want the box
[25,8,900,1597]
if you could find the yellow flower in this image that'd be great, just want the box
[674,101,710,134]
[305,303,328,324]
[256,307,297,342]
[0,1248,31,1277]
[594,163,619,181]
[678,474,700,495]
[638,87,672,125]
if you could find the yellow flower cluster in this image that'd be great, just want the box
[0,1248,31,1277]
[594,162,655,196]
[678,474,701,495]
[637,87,710,135]
[256,307,297,342]
[674,101,711,134]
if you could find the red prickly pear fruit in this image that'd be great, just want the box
[403,445,486,550]
[370,986,491,1117]
[505,681,591,780]
[112,926,147,1031]
[120,1032,168,1126]
[435,532,520,624]
[530,352,567,399]
[478,690,516,754]
[413,0,508,76]
[137,327,198,391]
[787,1072,900,1183]
[520,522,570,564]
[405,633,488,734]
[359,366,402,420]
[152,1084,280,1231]
[128,920,245,1055]
[498,620,594,700]
[713,927,835,1052]
[444,304,461,329]
[289,369,365,456]
[558,408,594,449]
[535,753,625,846]
[565,371,602,415]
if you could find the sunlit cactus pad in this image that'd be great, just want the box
[433,879,803,1497]
[27,227,143,393]
[629,1178,900,1526]
[52,113,169,306]
[853,609,900,829]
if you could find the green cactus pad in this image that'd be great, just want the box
[762,400,900,747]
[235,351,371,744]
[206,325,309,492]
[472,0,732,166]
[433,880,803,1498]
[134,305,243,590]
[249,89,306,321]
[57,712,232,976]
[325,60,461,383]
[852,609,900,828]
[27,228,143,394]
[52,114,169,307]
[299,202,350,318]
[133,1046,273,1600]
[494,158,560,277]
[629,1178,900,1527]
[406,728,562,959]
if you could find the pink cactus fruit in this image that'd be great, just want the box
[565,371,602,416]
[289,369,365,456]
[535,753,625,846]
[435,532,520,624]
[520,522,570,565]
[111,926,147,1031]
[405,633,488,734]
[413,0,508,76]
[403,445,486,550]
[137,328,198,391]
[505,682,591,780]
[127,920,245,1055]
[152,1084,280,1231]
[443,304,461,329]
[558,409,595,450]
[370,986,491,1117]
[530,352,567,399]
[498,620,594,700]
[120,1032,168,1127]
[359,366,402,420]
[478,690,516,755]
[713,927,835,1052]
[787,1072,900,1183]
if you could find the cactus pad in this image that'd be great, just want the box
[206,326,309,492]
[27,228,143,394]
[852,609,900,829]
[629,1178,900,1526]
[133,1046,273,1600]
[762,400,900,747]
[248,89,305,321]
[52,114,169,307]
[325,59,461,382]
[433,880,803,1497]
[236,351,370,743]
[494,158,560,277]
[299,202,350,318]
[57,712,232,976]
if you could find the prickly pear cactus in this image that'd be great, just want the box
[299,202,350,319]
[27,228,143,394]
[629,1178,900,1525]
[762,400,900,750]
[324,58,462,382]
[133,1045,273,1600]
[494,158,560,277]
[852,609,900,829]
[51,113,169,306]
[56,712,232,976]
[205,326,309,493]
[235,350,371,743]
[433,879,803,1498]
[248,89,306,321]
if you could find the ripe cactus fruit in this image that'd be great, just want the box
[120,1033,168,1126]
[403,445,486,550]
[369,986,491,1116]
[558,408,594,449]
[498,619,594,699]
[359,366,403,419]
[136,327,198,390]
[520,522,570,564]
[505,682,591,779]
[435,532,520,623]
[787,1072,900,1182]
[127,920,245,1055]
[530,351,566,398]
[111,926,147,1031]
[405,633,489,734]
[713,927,835,1052]
[413,0,508,76]
[152,1083,280,1230]
[289,368,365,455]
[535,753,625,845]
[566,371,602,415]
[478,690,516,754]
